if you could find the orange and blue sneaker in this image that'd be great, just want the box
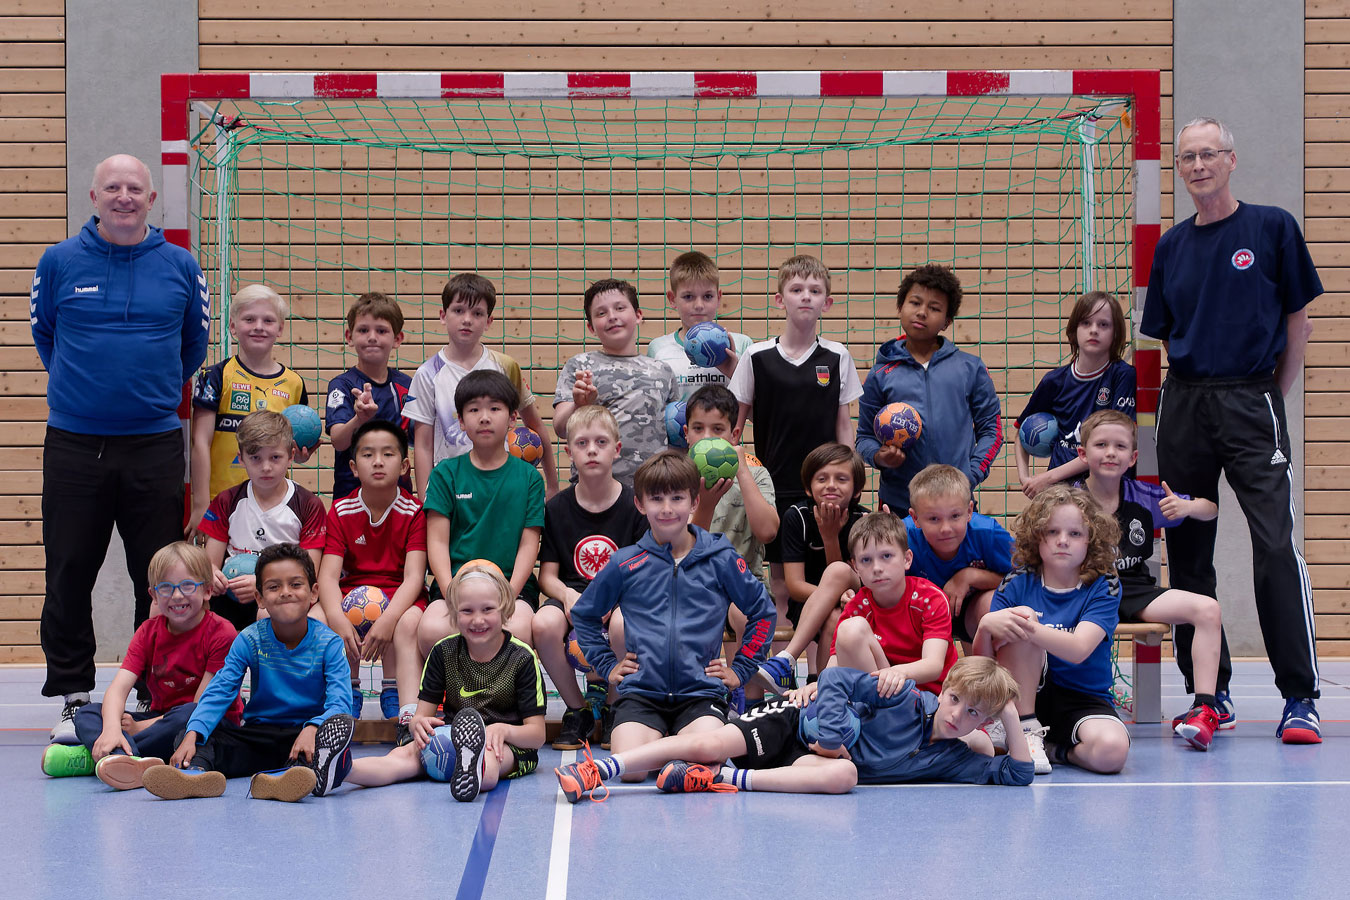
[655,761,737,794]
[554,743,607,804]
[1174,704,1220,751]
[1278,698,1322,745]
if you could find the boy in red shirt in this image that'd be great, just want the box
[317,420,428,727]
[42,542,243,788]
[792,512,957,704]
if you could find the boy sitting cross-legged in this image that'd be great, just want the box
[140,543,355,802]
[556,655,1032,800]
[317,420,428,730]
[570,450,776,781]
[535,405,647,750]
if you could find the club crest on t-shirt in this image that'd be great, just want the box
[574,534,619,580]
[815,366,831,387]
[1231,248,1255,270]
[1129,518,1146,547]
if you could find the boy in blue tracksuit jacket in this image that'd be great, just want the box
[555,655,1032,800]
[856,264,1002,513]
[571,450,775,779]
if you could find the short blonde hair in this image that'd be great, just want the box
[942,656,1019,716]
[237,409,293,456]
[566,404,621,443]
[669,251,720,292]
[777,254,830,295]
[1079,410,1137,450]
[147,541,212,586]
[1010,485,1119,584]
[451,559,515,623]
[908,464,972,509]
[231,283,288,319]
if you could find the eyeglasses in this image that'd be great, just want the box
[1176,148,1232,168]
[152,579,205,599]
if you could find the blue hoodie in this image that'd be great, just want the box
[31,216,209,435]
[572,525,775,701]
[855,336,1002,512]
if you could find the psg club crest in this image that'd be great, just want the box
[1231,248,1254,270]
[574,535,619,581]
[815,366,831,387]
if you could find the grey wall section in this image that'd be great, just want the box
[1173,1,1307,655]
[66,1,199,661]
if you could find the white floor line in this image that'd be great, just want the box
[598,779,1350,792]
[544,749,576,900]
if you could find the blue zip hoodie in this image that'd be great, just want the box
[855,336,1003,512]
[572,525,776,701]
[31,216,209,435]
[809,666,1033,785]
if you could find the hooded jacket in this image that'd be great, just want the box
[855,336,1002,512]
[31,216,208,435]
[572,525,775,701]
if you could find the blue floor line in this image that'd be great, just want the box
[455,778,510,900]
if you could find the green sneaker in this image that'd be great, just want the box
[42,743,94,778]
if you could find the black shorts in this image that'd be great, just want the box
[729,700,811,769]
[1117,576,1167,622]
[1035,675,1126,748]
[765,492,806,565]
[612,694,729,737]
[951,601,979,644]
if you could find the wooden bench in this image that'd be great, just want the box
[1114,621,1172,724]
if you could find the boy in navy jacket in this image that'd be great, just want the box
[855,264,1002,513]
[571,450,775,781]
[556,655,1032,800]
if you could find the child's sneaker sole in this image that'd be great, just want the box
[142,766,226,800]
[251,766,318,802]
[450,707,488,803]
[95,755,164,790]
[311,713,355,796]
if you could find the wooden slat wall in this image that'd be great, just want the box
[0,0,62,662]
[1305,0,1349,649]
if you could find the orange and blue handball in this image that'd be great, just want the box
[506,424,544,466]
[342,585,388,637]
[874,401,923,451]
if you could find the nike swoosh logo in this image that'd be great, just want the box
[459,687,487,698]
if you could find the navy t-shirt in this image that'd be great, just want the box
[1141,202,1322,378]
[1017,360,1136,470]
[325,367,414,499]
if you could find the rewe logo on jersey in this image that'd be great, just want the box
[1231,248,1255,270]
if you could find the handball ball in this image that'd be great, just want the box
[420,724,455,781]
[684,321,732,368]
[1018,412,1060,459]
[283,404,322,450]
[665,400,688,449]
[689,437,739,488]
[565,629,592,673]
[341,585,388,637]
[506,424,544,466]
[874,402,923,451]
[221,553,257,580]
[798,700,862,751]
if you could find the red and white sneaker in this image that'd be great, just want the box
[1174,704,1220,751]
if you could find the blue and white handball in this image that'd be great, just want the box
[1018,412,1060,458]
[665,400,688,449]
[420,724,456,781]
[683,321,732,368]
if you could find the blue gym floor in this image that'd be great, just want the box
[5,661,1349,899]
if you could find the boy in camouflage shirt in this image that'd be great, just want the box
[553,279,679,488]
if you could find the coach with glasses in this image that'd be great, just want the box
[1140,117,1323,744]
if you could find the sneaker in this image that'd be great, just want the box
[583,682,607,720]
[95,754,164,790]
[656,760,738,794]
[250,766,318,802]
[49,698,88,745]
[41,743,94,778]
[750,655,798,695]
[552,706,596,751]
[142,765,227,800]
[351,687,364,719]
[1024,726,1052,775]
[1173,691,1237,731]
[311,712,354,796]
[395,722,413,748]
[983,717,1007,751]
[1174,704,1219,751]
[598,705,615,750]
[554,743,607,804]
[449,707,490,802]
[379,688,400,720]
[1278,697,1322,745]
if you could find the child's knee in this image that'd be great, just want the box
[1193,595,1222,629]
[822,762,858,793]
[533,605,566,642]
[394,606,423,642]
[833,615,874,650]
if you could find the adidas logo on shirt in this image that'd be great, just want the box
[355,535,367,545]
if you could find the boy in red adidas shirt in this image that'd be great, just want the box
[792,511,956,703]
[317,420,428,728]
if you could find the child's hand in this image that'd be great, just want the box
[838,589,856,609]
[874,445,906,469]
[698,476,735,509]
[978,608,1036,650]
[411,714,445,751]
[122,713,159,736]
[329,615,362,666]
[360,614,397,662]
[92,728,134,762]
[787,681,818,707]
[572,370,598,407]
[1158,481,1190,521]
[873,665,908,698]
[351,382,378,423]
[185,500,207,541]
[608,651,639,687]
[705,658,741,690]
[1020,471,1056,499]
[808,741,852,760]
[814,501,847,540]
[942,570,975,617]
[169,733,198,769]
[484,722,511,762]
[210,566,230,597]
[288,724,318,764]
[292,441,315,464]
[228,573,257,605]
